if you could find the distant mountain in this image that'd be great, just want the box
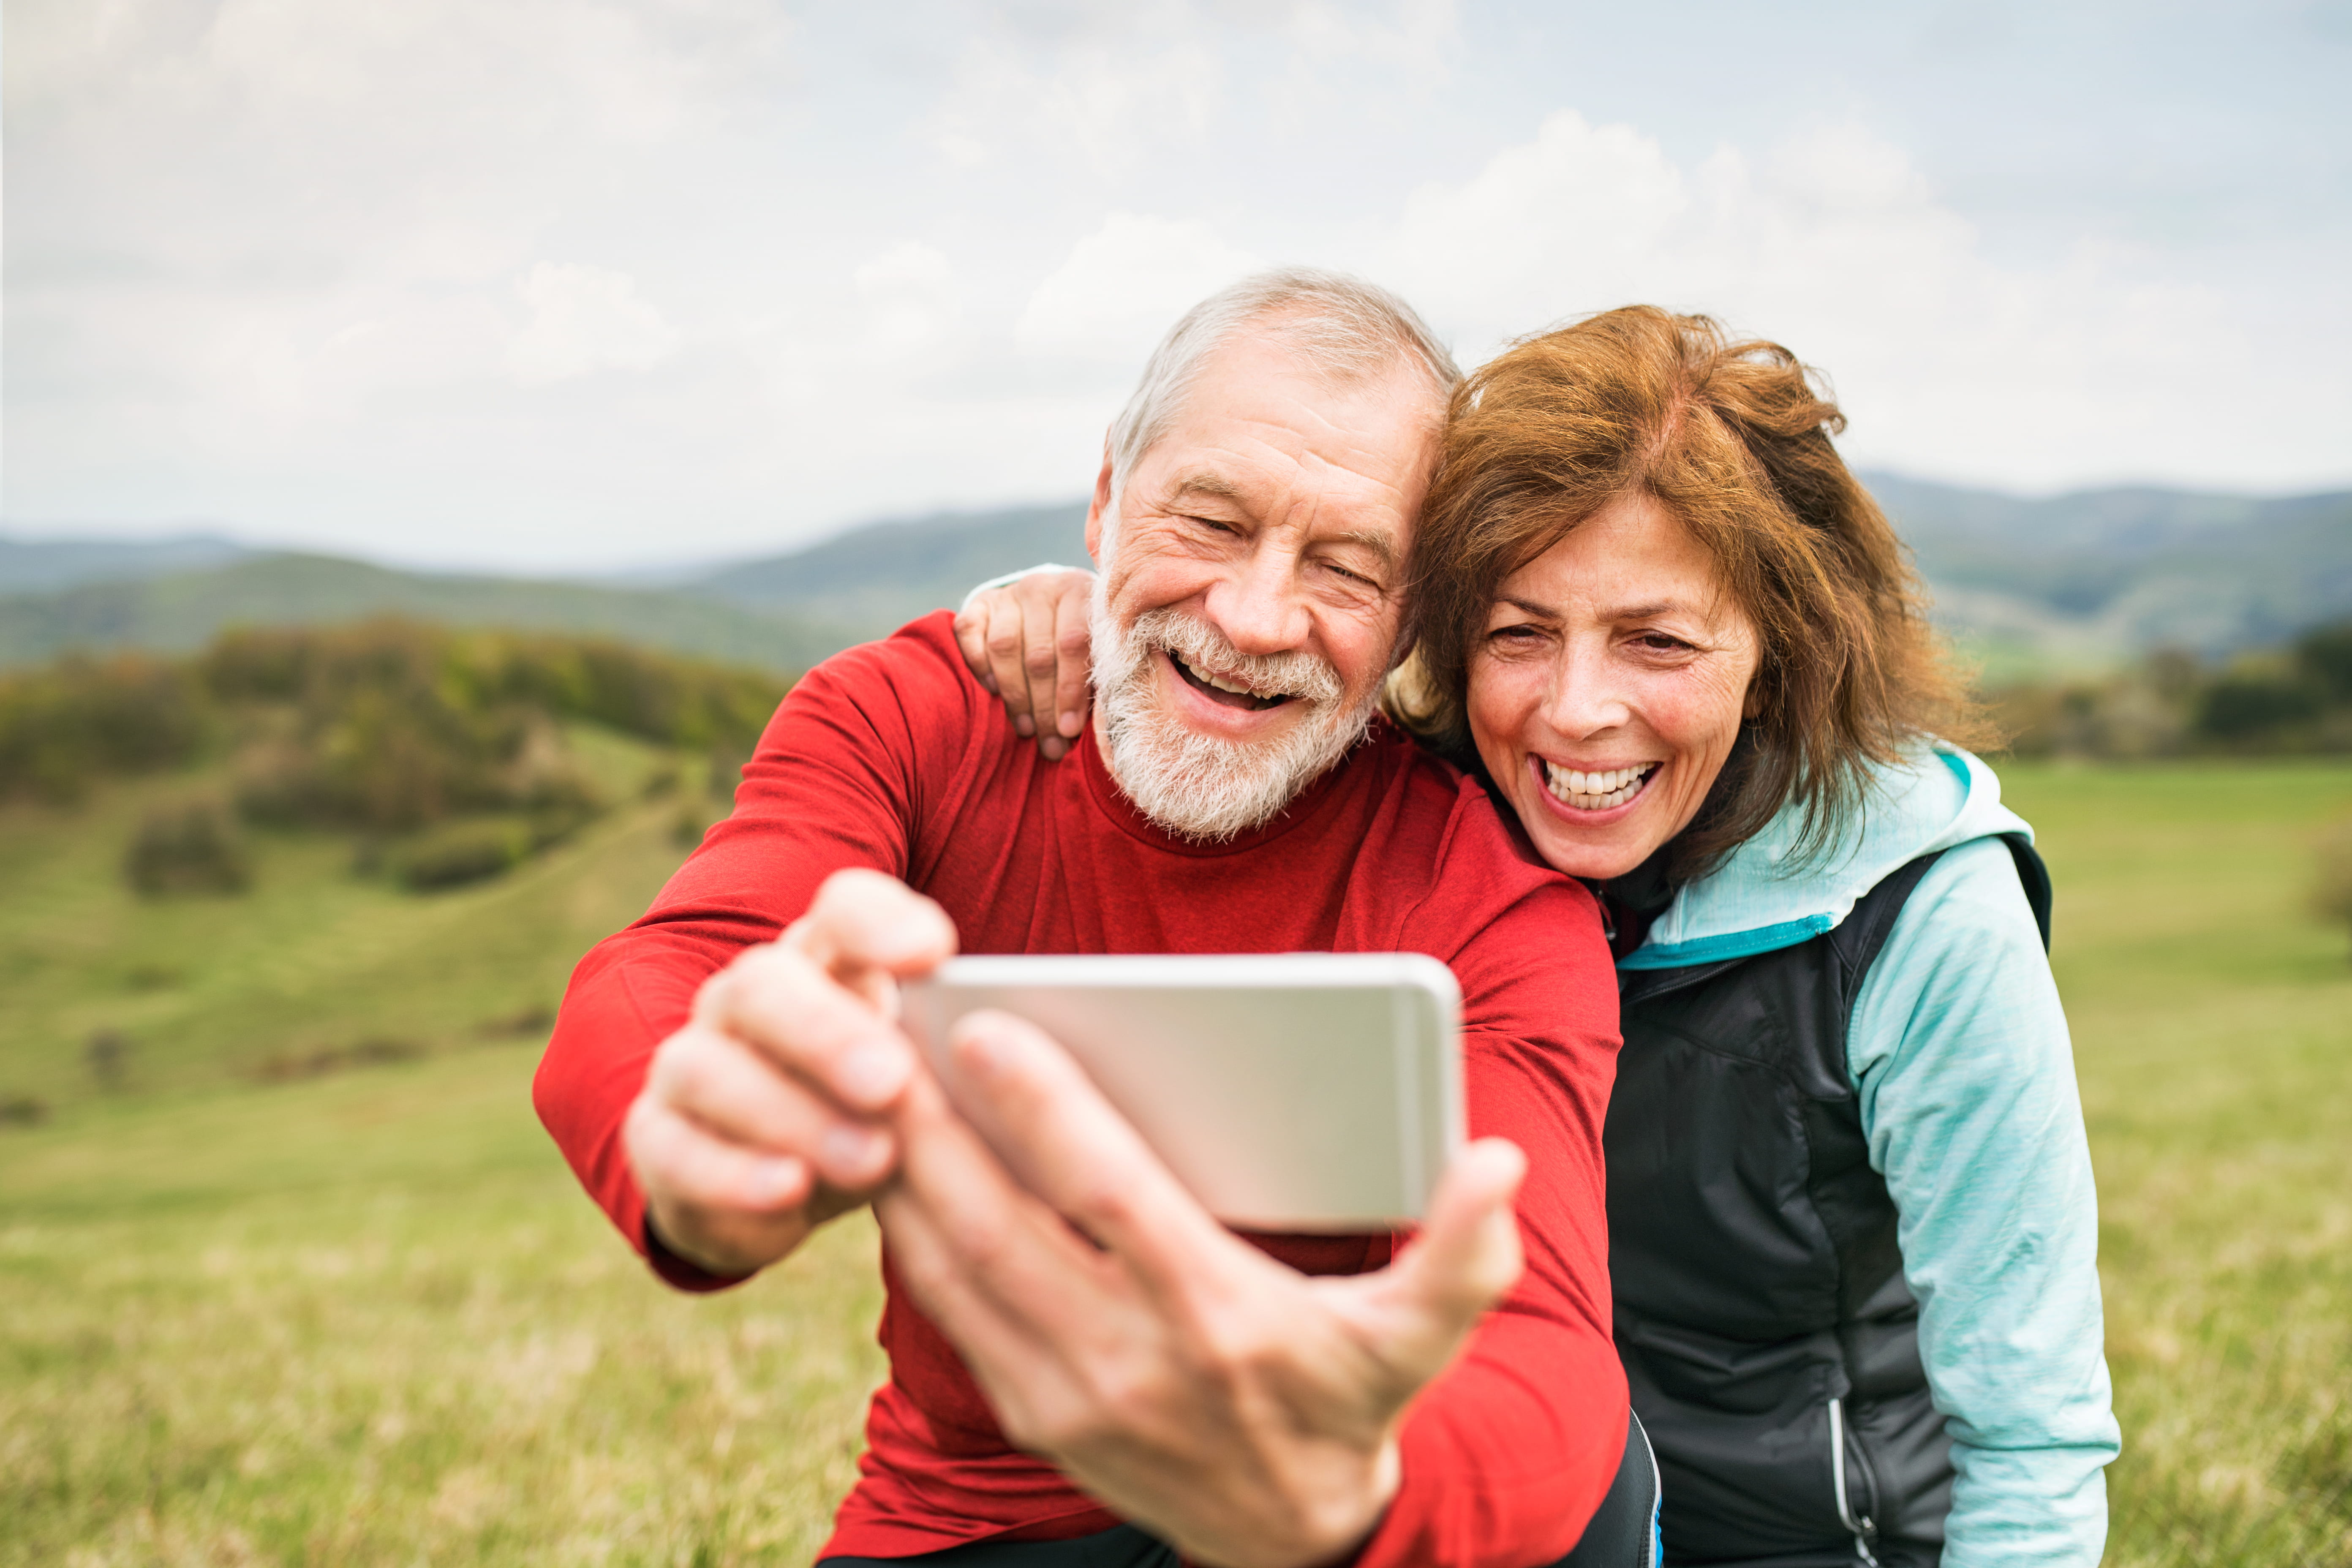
[688,501,1092,634]
[0,532,257,594]
[7,478,2343,681]
[1862,474,2352,673]
[0,554,852,672]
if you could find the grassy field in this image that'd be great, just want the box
[2,757,2348,1564]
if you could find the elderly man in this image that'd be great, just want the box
[535,271,1627,1568]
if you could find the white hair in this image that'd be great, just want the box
[1102,267,1460,536]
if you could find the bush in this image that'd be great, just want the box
[2,620,790,826]
[2297,621,2352,702]
[125,800,253,897]
[388,817,534,891]
[2313,819,2352,964]
[2196,669,2325,740]
[0,653,208,803]
[85,1029,132,1089]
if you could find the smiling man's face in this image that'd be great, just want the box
[1083,327,1443,840]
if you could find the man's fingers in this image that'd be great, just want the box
[781,866,957,1016]
[648,1024,898,1189]
[697,941,920,1113]
[940,1009,1235,1291]
[879,1064,1122,1346]
[790,867,959,980]
[627,1094,814,1221]
[1346,1138,1527,1376]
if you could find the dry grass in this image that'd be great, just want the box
[0,758,2346,1563]
[0,1046,885,1567]
[2005,761,2352,1566]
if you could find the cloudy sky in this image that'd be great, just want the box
[6,0,2348,571]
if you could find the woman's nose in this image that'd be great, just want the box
[1544,648,1633,739]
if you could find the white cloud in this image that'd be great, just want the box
[1377,112,2293,489]
[3,3,2342,569]
[1017,213,1263,363]
[855,243,964,352]
[504,264,681,385]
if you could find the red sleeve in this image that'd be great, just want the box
[531,620,983,1288]
[1356,804,1627,1568]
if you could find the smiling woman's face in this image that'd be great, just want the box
[1467,490,1762,882]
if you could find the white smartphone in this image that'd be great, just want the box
[901,953,1463,1233]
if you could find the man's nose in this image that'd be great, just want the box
[1201,545,1312,656]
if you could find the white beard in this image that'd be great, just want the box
[1090,591,1382,843]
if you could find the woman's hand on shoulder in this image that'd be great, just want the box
[953,568,1097,761]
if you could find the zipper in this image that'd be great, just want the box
[1828,1396,1881,1568]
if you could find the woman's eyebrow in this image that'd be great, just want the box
[1496,595,1690,621]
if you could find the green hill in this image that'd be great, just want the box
[9,476,2349,682]
[0,553,853,672]
[1862,473,2352,673]
[684,500,1091,634]
[0,532,256,594]
[0,732,692,1112]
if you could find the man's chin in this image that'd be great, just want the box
[1100,686,1376,844]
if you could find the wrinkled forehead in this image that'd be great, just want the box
[1136,332,1447,512]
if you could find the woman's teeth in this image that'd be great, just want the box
[1543,761,1657,812]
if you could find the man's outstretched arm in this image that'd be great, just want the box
[534,632,963,1284]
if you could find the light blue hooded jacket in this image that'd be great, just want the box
[1619,745,2121,1566]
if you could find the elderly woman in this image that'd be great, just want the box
[959,308,2118,1567]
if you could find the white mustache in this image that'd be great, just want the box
[1130,608,1344,705]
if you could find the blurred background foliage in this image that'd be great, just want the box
[1985,618,2352,760]
[0,620,790,897]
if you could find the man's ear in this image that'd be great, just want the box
[1083,436,1113,567]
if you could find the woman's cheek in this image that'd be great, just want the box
[1467,655,1541,760]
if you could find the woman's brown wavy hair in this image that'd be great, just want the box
[1392,306,1988,879]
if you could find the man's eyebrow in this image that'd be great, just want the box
[1334,529,1399,569]
[1165,471,1252,507]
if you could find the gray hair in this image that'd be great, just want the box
[1105,268,1460,515]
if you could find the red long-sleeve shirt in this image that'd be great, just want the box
[534,614,1627,1567]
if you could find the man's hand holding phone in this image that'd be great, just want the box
[623,868,956,1277]
[624,867,1532,1567]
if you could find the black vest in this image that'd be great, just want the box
[1604,841,2051,1568]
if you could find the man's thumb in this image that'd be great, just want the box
[1385,1138,1526,1342]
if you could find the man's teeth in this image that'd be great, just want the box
[1542,761,1657,812]
[1181,656,1275,700]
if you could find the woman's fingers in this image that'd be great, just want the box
[953,569,1099,757]
[1045,572,1097,758]
[952,597,999,694]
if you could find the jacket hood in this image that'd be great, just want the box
[1617,744,2032,970]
